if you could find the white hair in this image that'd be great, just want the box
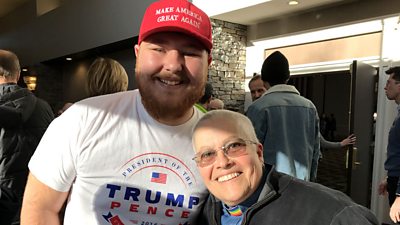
[192,109,259,144]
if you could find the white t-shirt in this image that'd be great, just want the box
[29,90,208,225]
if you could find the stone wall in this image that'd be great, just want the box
[209,19,247,113]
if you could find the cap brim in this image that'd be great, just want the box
[140,26,212,52]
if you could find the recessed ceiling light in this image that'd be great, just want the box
[66,57,72,61]
[22,68,28,72]
[288,0,299,5]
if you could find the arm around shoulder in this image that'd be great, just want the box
[21,173,69,225]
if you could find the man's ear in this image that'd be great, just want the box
[134,44,140,57]
[264,81,271,90]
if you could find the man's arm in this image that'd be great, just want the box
[21,173,69,225]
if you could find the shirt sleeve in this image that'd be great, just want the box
[28,104,84,192]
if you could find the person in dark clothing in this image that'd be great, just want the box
[192,110,378,225]
[0,49,54,224]
[378,66,400,223]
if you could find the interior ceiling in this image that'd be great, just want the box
[200,0,350,25]
[0,0,30,18]
[0,0,350,24]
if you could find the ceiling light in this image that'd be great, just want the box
[288,1,299,5]
[66,57,72,61]
[22,68,28,72]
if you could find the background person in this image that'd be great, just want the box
[248,73,267,102]
[320,133,356,149]
[56,102,73,116]
[86,57,128,97]
[377,66,400,223]
[319,133,356,161]
[208,98,224,110]
[192,110,378,225]
[249,74,353,154]
[0,49,54,225]
[21,0,213,224]
[56,57,127,117]
[246,51,320,181]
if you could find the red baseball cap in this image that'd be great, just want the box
[138,0,212,52]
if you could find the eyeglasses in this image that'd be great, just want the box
[192,139,258,167]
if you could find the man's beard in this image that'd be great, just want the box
[137,73,205,122]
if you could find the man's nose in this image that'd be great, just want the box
[164,50,184,73]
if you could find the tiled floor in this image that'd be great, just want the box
[316,147,348,193]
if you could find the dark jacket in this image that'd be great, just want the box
[384,109,400,178]
[198,164,378,225]
[0,83,54,200]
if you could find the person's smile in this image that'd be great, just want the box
[216,172,242,182]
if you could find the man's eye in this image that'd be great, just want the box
[153,48,165,52]
[182,49,202,57]
[201,151,216,159]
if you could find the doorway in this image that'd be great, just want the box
[289,71,351,192]
[289,65,378,207]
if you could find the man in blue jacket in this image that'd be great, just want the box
[246,51,320,181]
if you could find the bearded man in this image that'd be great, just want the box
[21,1,212,224]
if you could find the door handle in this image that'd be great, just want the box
[352,147,361,168]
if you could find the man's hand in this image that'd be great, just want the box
[378,179,387,196]
[391,197,400,223]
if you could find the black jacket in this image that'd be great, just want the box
[198,164,378,225]
[0,83,54,198]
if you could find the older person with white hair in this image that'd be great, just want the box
[192,110,378,225]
